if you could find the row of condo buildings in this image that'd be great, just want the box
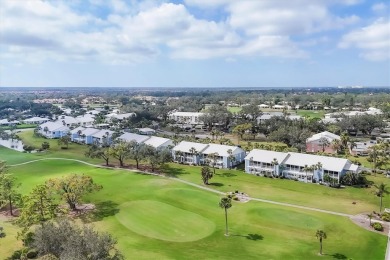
[36,122,359,184]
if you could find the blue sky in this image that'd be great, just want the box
[0,0,389,88]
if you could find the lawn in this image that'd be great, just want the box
[0,124,37,130]
[296,110,326,119]
[1,159,387,259]
[162,163,390,215]
[227,106,242,113]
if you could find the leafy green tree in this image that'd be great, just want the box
[144,146,172,172]
[219,197,232,236]
[232,123,252,141]
[201,166,213,185]
[46,175,102,211]
[85,144,111,166]
[109,141,132,167]
[0,162,21,216]
[32,218,123,260]
[316,230,327,255]
[17,184,59,235]
[57,135,71,149]
[374,183,390,213]
[41,142,50,150]
[127,141,147,169]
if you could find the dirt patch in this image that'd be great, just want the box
[350,213,389,236]
[227,191,250,203]
[68,203,96,217]
[0,205,20,219]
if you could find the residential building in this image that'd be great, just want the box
[55,116,80,127]
[168,112,204,125]
[38,122,70,139]
[105,113,136,122]
[256,112,302,124]
[75,114,95,127]
[137,127,156,135]
[245,149,359,183]
[91,130,114,146]
[70,127,101,144]
[23,117,49,124]
[172,141,209,164]
[199,143,246,168]
[118,132,173,150]
[306,131,340,154]
[172,141,245,168]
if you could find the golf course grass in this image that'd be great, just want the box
[0,158,387,259]
[116,200,216,242]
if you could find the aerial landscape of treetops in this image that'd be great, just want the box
[0,0,389,259]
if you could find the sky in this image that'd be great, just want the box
[0,0,389,88]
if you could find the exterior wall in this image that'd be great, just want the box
[306,141,337,154]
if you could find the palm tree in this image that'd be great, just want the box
[227,149,236,169]
[219,197,232,236]
[374,183,390,213]
[271,158,279,177]
[318,137,330,152]
[315,162,323,181]
[369,145,382,175]
[331,139,341,154]
[207,152,219,174]
[189,147,198,164]
[340,132,350,150]
[316,230,327,255]
[367,213,373,225]
[201,166,213,185]
[303,164,313,183]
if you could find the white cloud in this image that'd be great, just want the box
[371,2,388,13]
[339,18,390,61]
[0,0,371,64]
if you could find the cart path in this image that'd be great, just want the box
[8,157,353,217]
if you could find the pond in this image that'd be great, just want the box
[0,138,25,152]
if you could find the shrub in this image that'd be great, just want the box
[27,249,38,259]
[382,213,390,222]
[372,222,384,231]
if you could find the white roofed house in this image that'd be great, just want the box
[76,114,95,127]
[172,141,209,165]
[38,122,70,139]
[143,136,173,150]
[23,117,49,124]
[306,131,340,154]
[137,127,156,135]
[245,150,287,177]
[55,116,80,127]
[105,113,136,123]
[245,149,359,184]
[91,130,114,146]
[71,127,101,144]
[200,144,245,169]
[168,112,204,125]
[118,132,173,150]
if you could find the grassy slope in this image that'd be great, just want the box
[2,160,386,259]
[164,163,389,215]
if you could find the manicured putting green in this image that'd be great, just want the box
[116,200,216,242]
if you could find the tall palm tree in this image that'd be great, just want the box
[227,149,236,169]
[271,158,279,177]
[318,137,330,152]
[219,197,232,236]
[340,132,350,150]
[316,230,327,255]
[189,147,198,164]
[331,139,341,154]
[374,183,390,213]
[303,164,313,183]
[315,162,323,181]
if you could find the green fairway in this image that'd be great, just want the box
[296,110,326,119]
[116,200,215,242]
[0,159,387,259]
[227,106,242,113]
